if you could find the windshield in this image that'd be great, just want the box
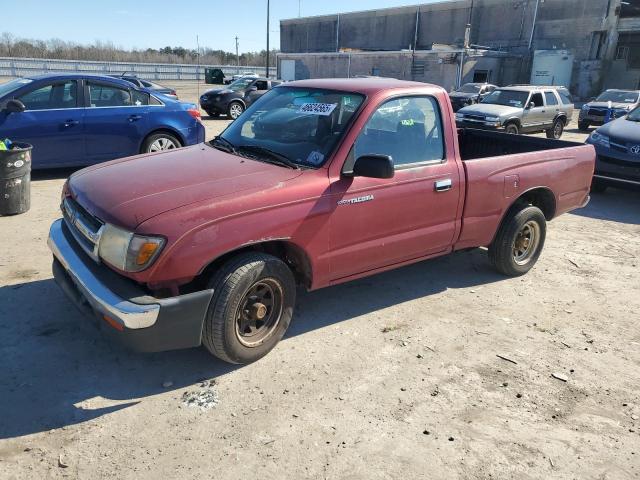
[627,106,640,121]
[216,86,365,168]
[0,78,33,98]
[457,84,481,94]
[228,78,255,91]
[481,89,529,108]
[595,90,639,103]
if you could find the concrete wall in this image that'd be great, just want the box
[280,0,629,97]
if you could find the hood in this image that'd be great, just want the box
[585,101,636,110]
[68,144,303,228]
[595,116,640,143]
[449,92,476,100]
[458,103,521,117]
[202,88,231,96]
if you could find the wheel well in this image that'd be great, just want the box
[504,118,520,128]
[509,187,557,220]
[196,241,313,290]
[228,99,246,108]
[140,128,184,153]
[554,114,567,125]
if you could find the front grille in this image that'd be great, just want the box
[465,114,486,121]
[588,108,606,117]
[62,197,104,262]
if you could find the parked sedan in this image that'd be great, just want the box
[200,77,281,119]
[578,89,640,131]
[110,74,178,99]
[0,74,204,169]
[449,83,497,112]
[586,106,640,192]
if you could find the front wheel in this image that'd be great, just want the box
[578,120,590,132]
[142,133,181,153]
[202,253,296,364]
[504,123,520,135]
[546,118,564,139]
[227,101,244,120]
[488,205,547,276]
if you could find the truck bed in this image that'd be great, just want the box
[454,128,595,250]
[458,128,581,160]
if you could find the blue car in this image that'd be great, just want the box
[0,74,205,169]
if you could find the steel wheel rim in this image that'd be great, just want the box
[554,121,562,138]
[513,220,541,265]
[149,137,178,152]
[506,125,517,134]
[230,104,243,119]
[234,278,284,347]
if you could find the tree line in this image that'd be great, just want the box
[0,32,278,66]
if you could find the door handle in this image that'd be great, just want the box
[63,120,79,127]
[435,179,452,192]
[128,115,142,122]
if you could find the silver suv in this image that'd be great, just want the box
[578,89,640,131]
[455,85,574,139]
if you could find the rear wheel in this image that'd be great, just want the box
[504,122,519,135]
[488,205,547,276]
[546,118,564,139]
[578,120,590,131]
[202,252,296,364]
[142,133,181,153]
[228,101,244,120]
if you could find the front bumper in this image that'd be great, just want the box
[456,119,502,130]
[590,143,640,189]
[48,219,213,352]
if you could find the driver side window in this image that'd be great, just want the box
[353,96,444,167]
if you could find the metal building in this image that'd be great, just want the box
[278,0,640,98]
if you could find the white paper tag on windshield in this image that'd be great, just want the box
[298,103,337,116]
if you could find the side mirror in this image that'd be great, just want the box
[527,102,535,110]
[248,86,258,92]
[4,99,25,114]
[590,97,596,102]
[350,154,394,179]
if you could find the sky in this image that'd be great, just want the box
[5,0,441,54]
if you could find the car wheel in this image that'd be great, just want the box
[202,252,296,364]
[590,179,608,193]
[228,102,244,120]
[578,120,590,131]
[546,118,564,139]
[504,123,519,135]
[488,205,547,277]
[143,133,182,153]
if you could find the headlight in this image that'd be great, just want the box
[455,112,464,120]
[589,131,610,148]
[581,104,589,110]
[98,223,165,272]
[485,116,499,122]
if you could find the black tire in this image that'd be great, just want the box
[227,101,244,120]
[504,122,519,135]
[202,252,296,364]
[488,205,547,277]
[578,120,590,132]
[590,179,608,193]
[142,132,182,153]
[546,118,564,139]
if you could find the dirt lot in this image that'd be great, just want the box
[1,80,639,479]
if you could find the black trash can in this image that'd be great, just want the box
[0,142,32,216]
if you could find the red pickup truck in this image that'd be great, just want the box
[48,78,594,364]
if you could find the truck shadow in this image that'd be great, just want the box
[571,188,640,225]
[0,248,502,439]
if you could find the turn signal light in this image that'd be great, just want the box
[136,242,160,266]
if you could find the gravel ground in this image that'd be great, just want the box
[0,80,639,479]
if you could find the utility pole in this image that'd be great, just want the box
[196,35,200,99]
[266,0,270,78]
[298,0,301,17]
[235,36,239,74]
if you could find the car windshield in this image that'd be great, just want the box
[481,89,529,108]
[627,106,640,121]
[215,86,365,168]
[457,84,481,93]
[228,78,255,91]
[0,78,33,97]
[595,90,639,103]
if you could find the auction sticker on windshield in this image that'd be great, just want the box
[298,103,337,116]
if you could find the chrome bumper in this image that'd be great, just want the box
[47,219,159,329]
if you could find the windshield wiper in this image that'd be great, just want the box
[211,136,236,154]
[236,145,300,169]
